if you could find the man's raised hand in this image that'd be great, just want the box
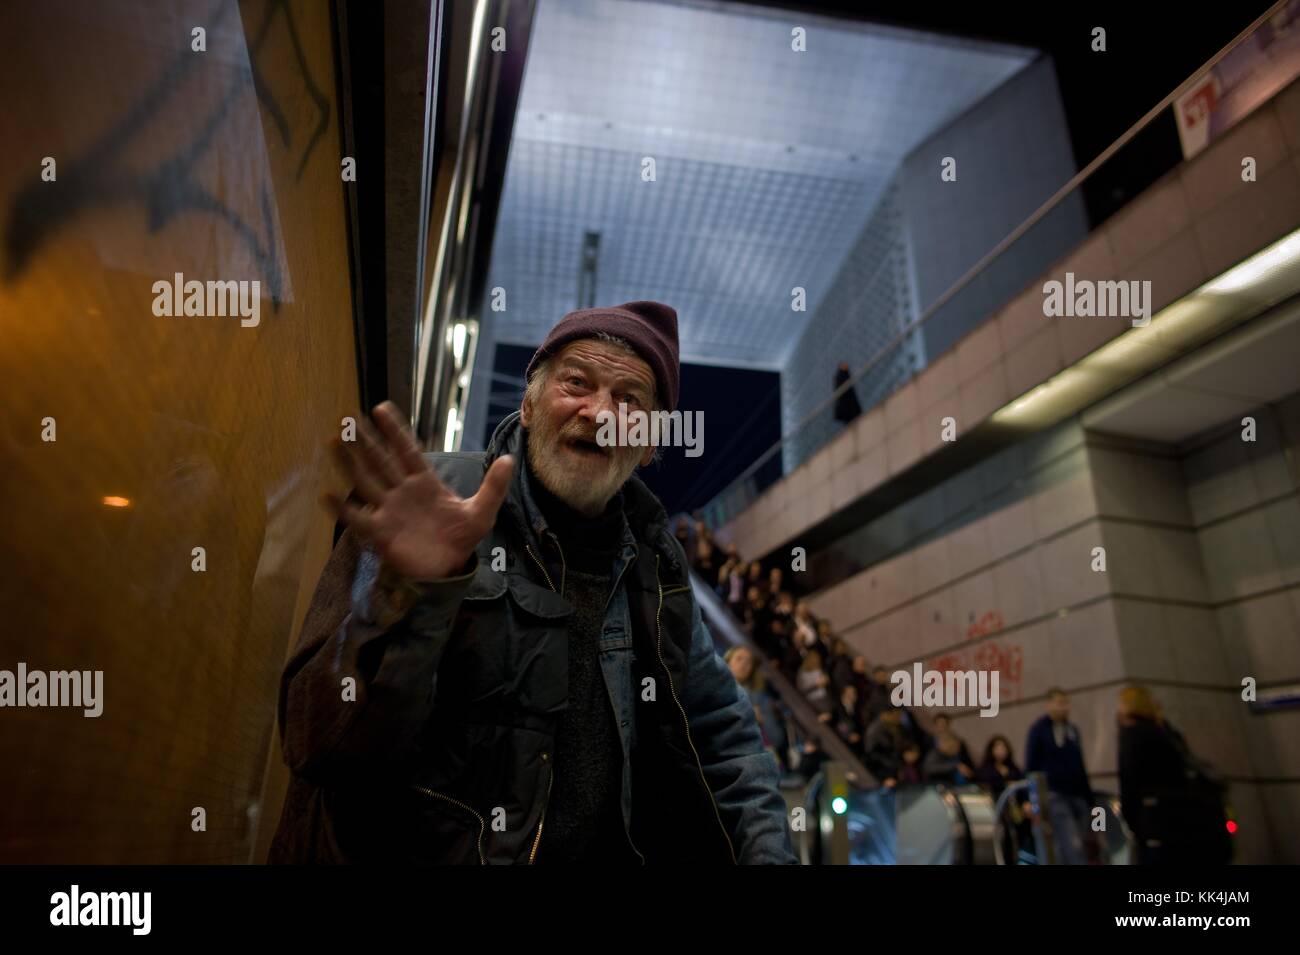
[323,401,514,581]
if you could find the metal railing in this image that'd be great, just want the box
[700,2,1289,530]
[690,569,875,787]
[992,776,1135,865]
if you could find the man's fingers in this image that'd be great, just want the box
[323,492,378,539]
[469,454,514,526]
[372,401,429,476]
[332,438,388,504]
[357,414,406,488]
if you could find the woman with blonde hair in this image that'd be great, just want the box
[1117,683,1231,865]
[1118,684,1162,723]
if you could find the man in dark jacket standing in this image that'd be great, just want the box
[1025,687,1097,864]
[270,301,796,865]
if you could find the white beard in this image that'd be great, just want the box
[525,410,644,516]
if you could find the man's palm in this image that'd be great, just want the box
[364,469,497,580]
[324,402,514,582]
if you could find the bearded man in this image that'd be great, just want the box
[270,301,796,865]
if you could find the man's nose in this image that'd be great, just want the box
[577,388,618,424]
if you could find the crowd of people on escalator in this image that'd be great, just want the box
[677,516,1235,865]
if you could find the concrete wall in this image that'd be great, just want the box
[899,54,1087,359]
[1179,394,1300,861]
[1087,432,1267,863]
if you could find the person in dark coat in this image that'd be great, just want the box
[863,707,909,787]
[1117,685,1232,865]
[865,665,895,722]
[978,735,1032,863]
[833,362,862,424]
[976,734,1025,798]
[271,302,795,865]
[922,733,975,785]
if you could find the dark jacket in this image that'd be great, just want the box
[976,758,1024,799]
[863,716,906,782]
[1119,718,1231,865]
[921,748,970,786]
[1025,715,1092,801]
[269,413,795,865]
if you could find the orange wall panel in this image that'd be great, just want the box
[0,0,358,862]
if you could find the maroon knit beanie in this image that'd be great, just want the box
[524,300,680,411]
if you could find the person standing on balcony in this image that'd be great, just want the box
[833,361,862,425]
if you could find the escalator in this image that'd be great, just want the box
[691,570,1135,865]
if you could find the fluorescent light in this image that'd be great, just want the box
[1202,228,1300,293]
[1010,383,1051,412]
[452,322,467,365]
[444,407,461,453]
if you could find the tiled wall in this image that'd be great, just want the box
[1088,431,1277,863]
[899,55,1088,359]
[1182,393,1300,862]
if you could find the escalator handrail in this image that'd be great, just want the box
[690,570,877,787]
[991,779,1135,864]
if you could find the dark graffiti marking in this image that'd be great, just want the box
[3,0,331,303]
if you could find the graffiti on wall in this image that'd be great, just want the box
[927,609,1023,704]
[3,0,330,303]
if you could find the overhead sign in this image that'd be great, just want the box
[1175,0,1300,159]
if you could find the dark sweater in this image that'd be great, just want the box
[1025,715,1092,801]
[527,463,634,864]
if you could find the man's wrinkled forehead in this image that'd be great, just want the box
[552,338,656,394]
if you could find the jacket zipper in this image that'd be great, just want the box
[412,786,487,865]
[610,544,647,865]
[523,537,566,863]
[528,770,553,863]
[654,553,738,864]
[525,543,558,594]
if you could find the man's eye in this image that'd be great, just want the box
[567,375,585,387]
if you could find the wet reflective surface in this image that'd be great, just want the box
[0,0,357,862]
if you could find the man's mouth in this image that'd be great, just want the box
[565,436,610,459]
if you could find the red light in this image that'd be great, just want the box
[1226,820,1238,835]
